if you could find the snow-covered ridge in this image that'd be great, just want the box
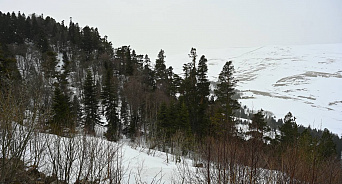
[168,43,342,135]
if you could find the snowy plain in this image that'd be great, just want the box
[168,43,342,136]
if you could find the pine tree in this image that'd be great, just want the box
[196,55,210,136]
[280,112,298,146]
[179,48,199,134]
[42,51,57,79]
[102,61,119,141]
[116,46,132,75]
[59,51,70,94]
[142,54,156,91]
[176,102,191,136]
[157,102,169,136]
[155,49,168,92]
[166,66,179,98]
[81,26,94,58]
[155,50,167,80]
[249,109,268,141]
[214,61,240,135]
[318,129,337,158]
[197,55,210,102]
[83,69,101,134]
[51,85,72,133]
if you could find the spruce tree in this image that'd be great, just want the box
[318,129,337,158]
[196,55,210,136]
[102,61,119,141]
[116,46,132,75]
[51,85,72,133]
[177,102,191,136]
[155,49,168,92]
[179,48,199,135]
[197,55,210,101]
[83,69,101,134]
[157,102,169,136]
[249,109,268,141]
[280,112,298,146]
[155,49,167,80]
[142,54,156,91]
[214,61,240,135]
[59,51,70,94]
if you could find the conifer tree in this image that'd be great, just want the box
[102,61,119,141]
[196,55,210,136]
[116,46,132,75]
[51,85,72,132]
[155,49,169,93]
[157,102,169,136]
[125,49,135,76]
[59,51,70,94]
[142,54,156,91]
[249,109,268,141]
[155,49,167,80]
[318,129,336,158]
[179,48,199,134]
[197,55,210,101]
[280,112,298,146]
[83,69,101,134]
[214,61,240,135]
[177,102,191,136]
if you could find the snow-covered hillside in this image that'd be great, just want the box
[168,43,342,135]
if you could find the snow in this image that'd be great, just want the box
[55,52,64,73]
[21,129,190,183]
[121,141,179,183]
[168,43,342,136]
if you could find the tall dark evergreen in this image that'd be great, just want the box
[83,69,101,134]
[101,61,119,141]
[249,109,268,141]
[42,51,58,79]
[279,112,298,146]
[179,48,198,134]
[157,102,169,136]
[142,54,156,91]
[155,49,167,80]
[318,129,337,158]
[116,46,132,75]
[51,85,72,132]
[166,66,181,98]
[196,55,210,136]
[59,51,70,94]
[197,55,210,101]
[214,61,240,135]
[155,49,168,92]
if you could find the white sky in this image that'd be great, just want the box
[1,0,342,58]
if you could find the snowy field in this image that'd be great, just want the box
[168,43,342,135]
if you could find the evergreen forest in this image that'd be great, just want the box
[0,12,341,183]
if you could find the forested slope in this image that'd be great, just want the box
[0,12,341,183]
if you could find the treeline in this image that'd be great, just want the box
[0,11,341,183]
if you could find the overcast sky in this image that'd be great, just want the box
[1,0,342,57]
